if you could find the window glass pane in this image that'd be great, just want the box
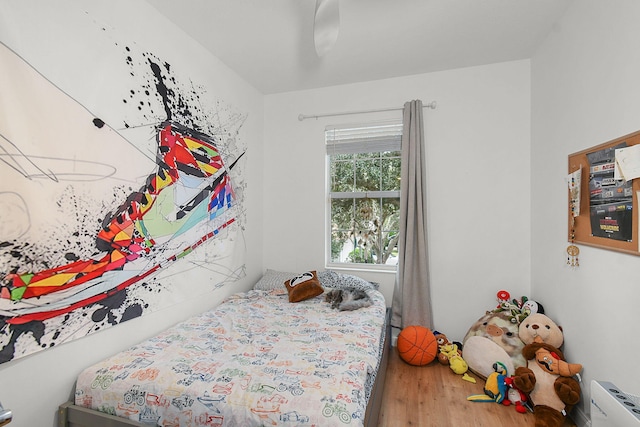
[381,157,401,191]
[354,158,380,192]
[380,198,400,265]
[330,198,354,263]
[330,157,354,192]
[331,197,353,229]
[381,197,400,222]
[330,230,353,263]
[353,199,375,263]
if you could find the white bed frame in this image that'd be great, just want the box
[58,308,392,427]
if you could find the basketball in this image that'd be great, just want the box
[397,325,437,366]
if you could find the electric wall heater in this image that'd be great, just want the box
[591,380,640,426]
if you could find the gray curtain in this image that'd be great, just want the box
[391,99,433,330]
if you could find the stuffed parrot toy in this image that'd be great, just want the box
[467,361,509,403]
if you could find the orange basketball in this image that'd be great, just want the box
[397,325,437,366]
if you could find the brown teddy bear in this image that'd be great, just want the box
[513,313,582,427]
[519,312,564,348]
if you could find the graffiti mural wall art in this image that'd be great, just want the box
[0,41,248,364]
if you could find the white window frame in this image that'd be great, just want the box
[325,120,402,271]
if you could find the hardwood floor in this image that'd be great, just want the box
[377,347,577,427]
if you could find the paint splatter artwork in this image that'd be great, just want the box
[0,40,248,363]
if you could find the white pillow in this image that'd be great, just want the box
[253,269,296,291]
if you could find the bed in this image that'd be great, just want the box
[58,270,391,427]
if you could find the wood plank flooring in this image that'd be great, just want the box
[377,347,577,427]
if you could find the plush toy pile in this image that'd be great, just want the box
[461,291,582,427]
[462,291,545,378]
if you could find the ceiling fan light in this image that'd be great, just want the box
[314,0,340,57]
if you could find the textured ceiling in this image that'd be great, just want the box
[147,0,572,94]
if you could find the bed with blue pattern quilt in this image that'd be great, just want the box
[68,285,388,427]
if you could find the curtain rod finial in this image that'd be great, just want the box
[426,101,437,109]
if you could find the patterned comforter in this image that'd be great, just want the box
[74,288,387,426]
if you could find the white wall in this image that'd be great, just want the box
[7,1,635,426]
[0,1,263,426]
[531,0,640,423]
[263,60,532,340]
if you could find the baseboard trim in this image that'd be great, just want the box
[571,405,590,427]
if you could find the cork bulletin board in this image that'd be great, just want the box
[568,130,640,255]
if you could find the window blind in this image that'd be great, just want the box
[325,121,402,155]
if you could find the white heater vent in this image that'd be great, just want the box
[591,380,640,427]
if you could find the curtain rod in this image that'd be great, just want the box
[297,100,437,121]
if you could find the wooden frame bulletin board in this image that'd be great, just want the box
[568,130,640,255]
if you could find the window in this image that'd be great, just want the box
[326,121,402,269]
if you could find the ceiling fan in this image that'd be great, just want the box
[314,0,340,57]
